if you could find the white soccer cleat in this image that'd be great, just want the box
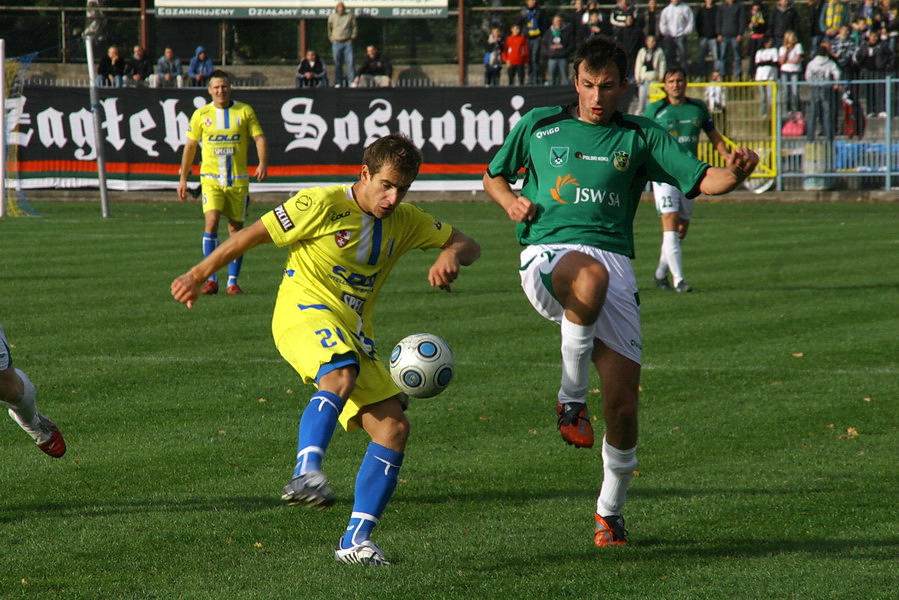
[281,470,335,508]
[334,539,391,566]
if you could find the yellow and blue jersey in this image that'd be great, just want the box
[186,100,263,188]
[261,185,453,340]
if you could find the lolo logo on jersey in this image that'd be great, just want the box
[335,230,351,248]
[549,147,569,167]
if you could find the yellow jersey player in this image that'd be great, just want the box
[171,134,481,566]
[177,69,268,295]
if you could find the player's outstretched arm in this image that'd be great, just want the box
[483,173,537,223]
[171,220,273,308]
[428,228,481,292]
[698,146,760,196]
[254,135,268,182]
[177,138,200,201]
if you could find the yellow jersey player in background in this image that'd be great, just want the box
[171,134,481,566]
[178,69,268,295]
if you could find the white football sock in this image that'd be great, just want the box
[655,240,669,280]
[558,316,595,404]
[597,437,638,516]
[3,368,40,430]
[660,230,685,285]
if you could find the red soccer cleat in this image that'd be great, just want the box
[35,415,66,458]
[556,401,594,448]
[594,514,628,547]
[226,284,244,295]
[38,429,67,458]
[201,280,219,295]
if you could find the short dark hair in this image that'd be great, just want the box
[663,66,687,80]
[362,134,422,180]
[571,36,628,83]
[209,69,230,82]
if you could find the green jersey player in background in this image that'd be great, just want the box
[483,35,758,547]
[644,66,731,292]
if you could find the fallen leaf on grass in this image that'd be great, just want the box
[837,427,859,439]
[791,352,804,358]
[254,542,263,548]
[479,415,493,420]
[825,424,834,429]
[256,397,267,403]
[528,429,538,435]
[863,397,872,402]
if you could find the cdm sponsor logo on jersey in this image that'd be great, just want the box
[548,147,629,205]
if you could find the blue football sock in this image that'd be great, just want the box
[292,390,345,478]
[202,233,218,282]
[340,442,404,549]
[227,255,243,287]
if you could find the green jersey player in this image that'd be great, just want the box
[483,36,758,548]
[644,66,730,292]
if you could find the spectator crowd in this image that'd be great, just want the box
[91,0,899,123]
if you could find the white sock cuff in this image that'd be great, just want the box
[602,437,638,473]
[561,316,595,344]
[662,230,679,244]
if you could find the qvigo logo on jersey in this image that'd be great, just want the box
[549,146,569,167]
[612,151,630,172]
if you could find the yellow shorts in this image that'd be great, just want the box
[200,178,249,222]
[272,295,400,432]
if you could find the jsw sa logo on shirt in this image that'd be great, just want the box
[549,174,621,206]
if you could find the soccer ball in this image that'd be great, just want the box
[389,333,455,398]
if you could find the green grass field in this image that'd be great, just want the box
[1,199,896,599]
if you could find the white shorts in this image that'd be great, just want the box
[653,182,694,221]
[0,324,11,370]
[519,244,642,365]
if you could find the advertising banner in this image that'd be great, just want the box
[8,86,574,192]
[155,0,449,19]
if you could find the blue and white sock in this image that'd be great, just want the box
[202,233,219,282]
[292,391,345,478]
[340,442,404,550]
[227,255,243,287]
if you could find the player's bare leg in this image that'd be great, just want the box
[551,252,608,448]
[591,342,639,546]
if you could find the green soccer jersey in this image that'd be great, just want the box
[486,105,709,258]
[643,97,715,156]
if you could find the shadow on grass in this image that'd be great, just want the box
[0,495,284,523]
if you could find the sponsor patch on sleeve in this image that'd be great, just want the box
[273,204,294,232]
